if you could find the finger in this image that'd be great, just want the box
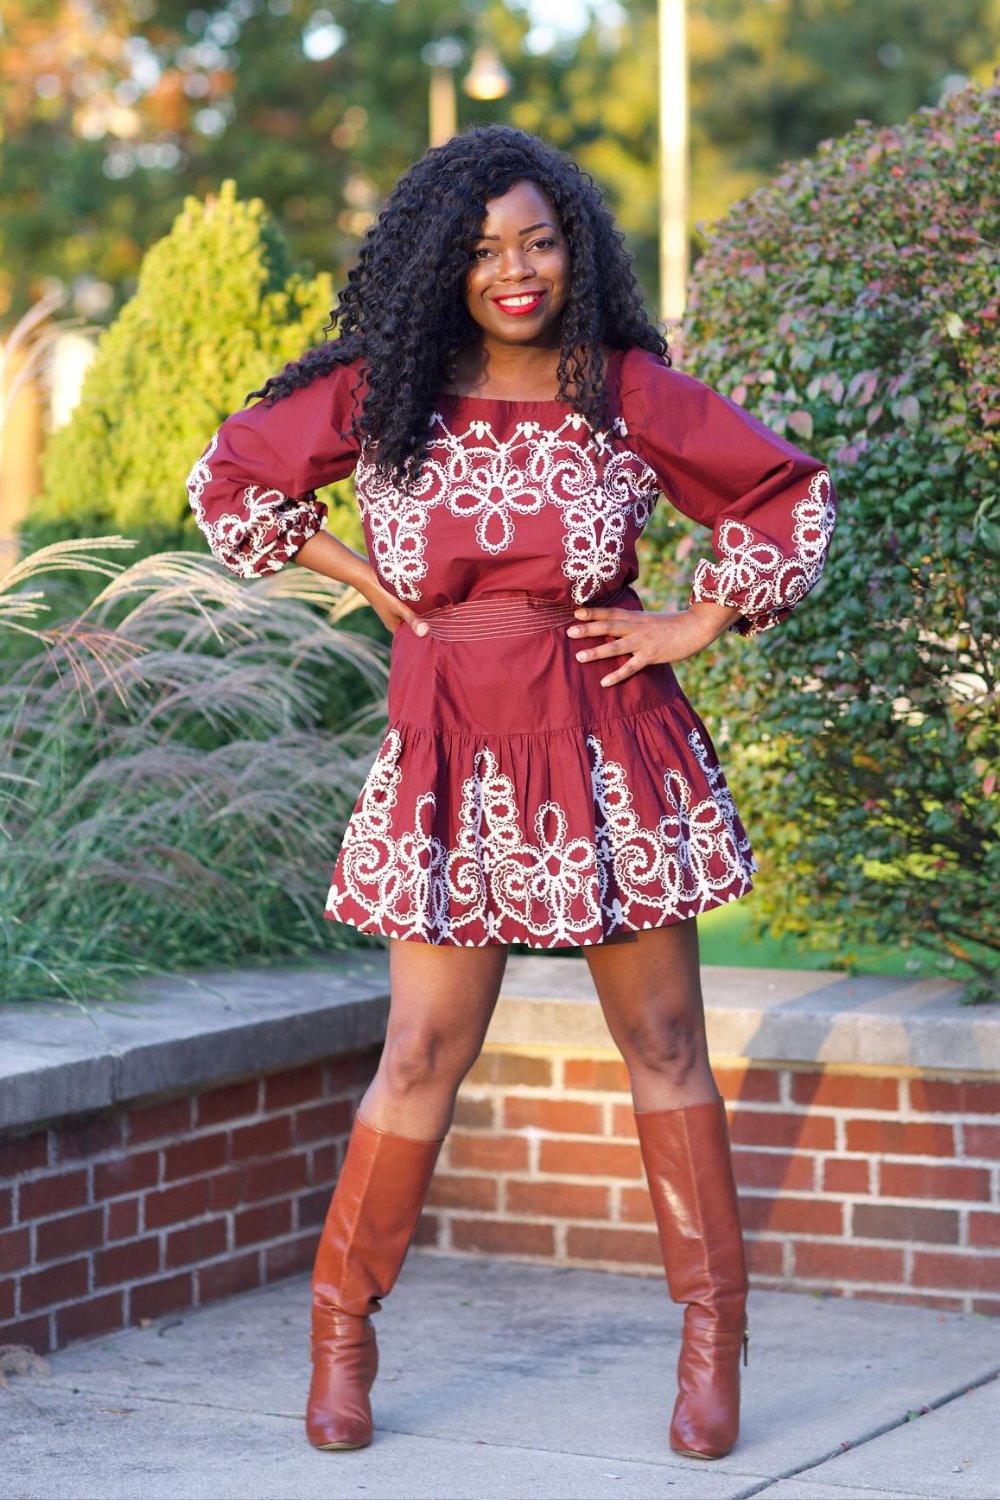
[406,612,430,636]
[567,617,636,639]
[571,607,634,626]
[599,654,645,687]
[575,638,640,664]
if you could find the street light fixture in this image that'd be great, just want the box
[463,43,513,102]
[423,36,512,147]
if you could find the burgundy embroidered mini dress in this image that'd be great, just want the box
[186,346,836,949]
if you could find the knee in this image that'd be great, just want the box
[380,1026,471,1098]
[619,1013,705,1085]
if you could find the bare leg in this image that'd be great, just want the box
[358,937,511,1138]
[583,919,719,1110]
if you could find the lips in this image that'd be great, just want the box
[492,291,546,317]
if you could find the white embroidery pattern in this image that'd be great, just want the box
[324,723,755,947]
[691,469,836,634]
[186,432,326,577]
[353,413,660,604]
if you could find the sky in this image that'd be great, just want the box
[521,0,626,52]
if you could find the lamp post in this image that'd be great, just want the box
[423,37,513,148]
[659,0,688,326]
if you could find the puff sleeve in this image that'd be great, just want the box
[620,349,837,636]
[185,357,365,578]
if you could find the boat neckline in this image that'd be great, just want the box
[437,348,627,405]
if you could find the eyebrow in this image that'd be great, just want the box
[473,221,558,241]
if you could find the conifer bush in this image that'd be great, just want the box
[29,180,362,554]
[649,78,998,998]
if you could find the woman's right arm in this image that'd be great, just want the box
[185,360,427,632]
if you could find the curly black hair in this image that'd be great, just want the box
[246,123,669,488]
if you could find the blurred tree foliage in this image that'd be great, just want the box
[3,0,999,331]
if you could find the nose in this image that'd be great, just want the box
[497,246,536,281]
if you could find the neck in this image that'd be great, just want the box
[457,338,562,396]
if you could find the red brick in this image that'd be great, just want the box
[308,1144,340,1185]
[165,1219,228,1268]
[0,1187,11,1229]
[144,1179,210,1229]
[448,1133,530,1173]
[0,1226,31,1273]
[426,1173,498,1212]
[207,1168,244,1212]
[131,1272,193,1323]
[244,1154,308,1203]
[538,1138,643,1179]
[94,1235,161,1287]
[563,1058,631,1092]
[715,1067,782,1103]
[822,1158,871,1194]
[972,1298,1000,1316]
[846,1120,955,1157]
[106,1198,140,1241]
[452,1095,496,1129]
[609,1105,638,1140]
[506,1180,609,1220]
[503,1097,603,1136]
[793,1242,904,1283]
[413,1212,440,1247]
[909,1079,1000,1115]
[264,1234,315,1280]
[234,1201,291,1248]
[293,1099,353,1145]
[0,1131,49,1176]
[231,1117,292,1161]
[326,1053,377,1094]
[128,1098,192,1146]
[790,1073,899,1111]
[0,1278,15,1320]
[619,1186,655,1224]
[466,1053,553,1088]
[93,1151,159,1200]
[162,1133,228,1182]
[51,1116,123,1163]
[912,1252,1000,1293]
[20,1256,89,1312]
[734,1150,816,1192]
[969,1212,1000,1250]
[565,1226,661,1266]
[740,1196,843,1236]
[965,1125,1000,1160]
[56,1292,125,1346]
[745,1239,785,1276]
[880,1161,990,1202]
[198,1251,260,1303]
[729,1113,836,1151]
[18,1170,89,1220]
[296,1188,332,1229]
[854,1204,958,1244]
[264,1064,326,1112]
[35,1207,103,1263]
[451,1218,555,1257]
[195,1079,260,1128]
[856,1289,964,1312]
[0,1312,52,1354]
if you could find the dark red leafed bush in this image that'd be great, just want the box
[646,77,999,998]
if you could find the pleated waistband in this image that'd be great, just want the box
[419,586,630,641]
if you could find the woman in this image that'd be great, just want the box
[186,124,836,1461]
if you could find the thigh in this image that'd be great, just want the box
[582,918,707,1055]
[384,936,510,1069]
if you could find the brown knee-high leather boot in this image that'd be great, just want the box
[634,1097,749,1460]
[305,1112,445,1451]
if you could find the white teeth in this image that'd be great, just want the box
[497,293,542,307]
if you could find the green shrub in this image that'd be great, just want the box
[647,78,999,999]
[0,540,391,1005]
[28,179,363,554]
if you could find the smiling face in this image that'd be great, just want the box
[463,179,570,348]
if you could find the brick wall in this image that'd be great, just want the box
[416,1050,1000,1316]
[0,1049,379,1353]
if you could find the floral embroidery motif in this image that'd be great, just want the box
[691,469,836,634]
[185,432,326,577]
[353,413,659,604]
[324,724,755,947]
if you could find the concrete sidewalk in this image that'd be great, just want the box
[1,1251,997,1500]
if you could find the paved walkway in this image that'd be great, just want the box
[2,1251,997,1500]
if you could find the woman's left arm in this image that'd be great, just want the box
[569,352,838,685]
